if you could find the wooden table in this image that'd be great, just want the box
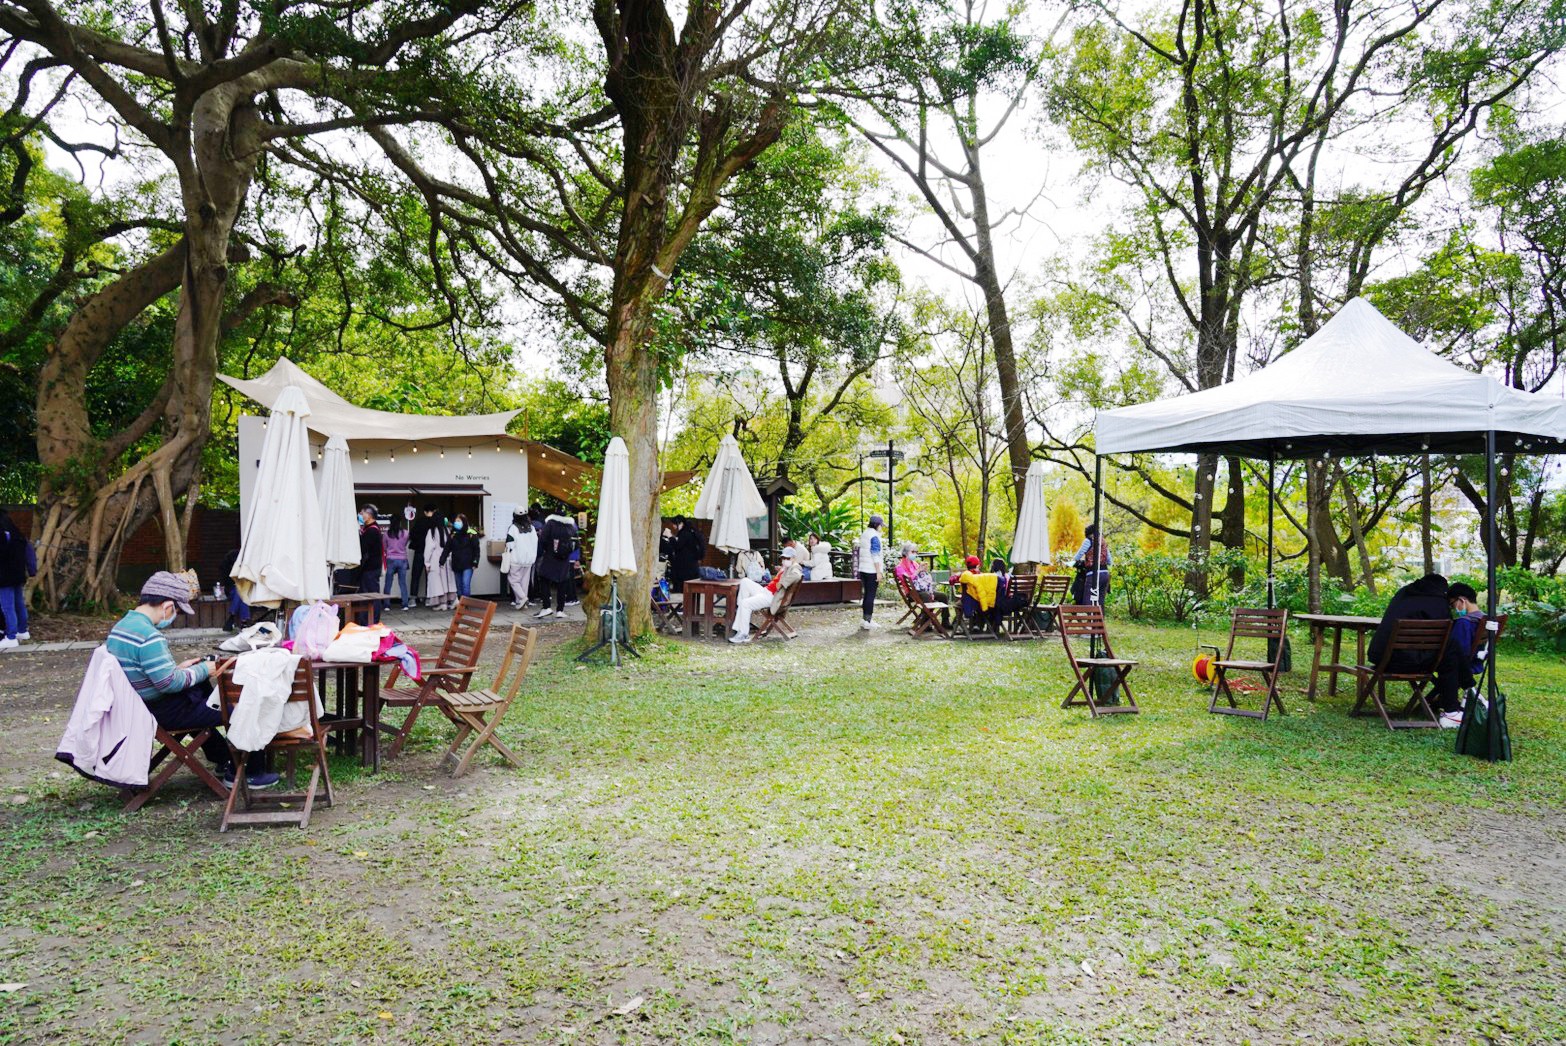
[332,592,394,626]
[682,579,741,639]
[1295,613,1381,701]
[312,659,382,771]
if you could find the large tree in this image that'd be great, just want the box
[0,0,529,607]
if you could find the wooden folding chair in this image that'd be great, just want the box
[1005,574,1042,640]
[1036,574,1071,634]
[215,660,332,830]
[1349,618,1451,730]
[756,576,802,640]
[439,624,539,776]
[378,596,496,756]
[1205,608,1290,721]
[122,724,229,812]
[1058,605,1139,716]
[892,573,921,625]
[651,585,685,635]
[906,580,953,639]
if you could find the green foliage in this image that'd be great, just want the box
[777,501,857,548]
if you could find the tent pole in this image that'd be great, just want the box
[1485,429,1500,756]
[1267,451,1276,610]
[1092,455,1104,607]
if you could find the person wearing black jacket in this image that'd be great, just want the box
[440,513,481,599]
[534,511,578,619]
[357,505,385,622]
[407,503,431,605]
[1368,572,1471,721]
[0,508,30,647]
[659,516,706,592]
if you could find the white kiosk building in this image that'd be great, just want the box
[222,358,601,597]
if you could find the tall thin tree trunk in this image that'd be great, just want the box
[1338,466,1376,593]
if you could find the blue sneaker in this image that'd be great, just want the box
[221,766,282,789]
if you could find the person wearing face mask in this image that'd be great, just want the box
[384,508,413,611]
[440,512,481,599]
[357,504,385,623]
[105,572,277,787]
[405,503,428,605]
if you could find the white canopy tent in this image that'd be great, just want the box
[1091,298,1566,755]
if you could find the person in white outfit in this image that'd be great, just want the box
[423,514,457,612]
[729,547,804,644]
[855,515,885,629]
[505,509,539,609]
[805,534,833,581]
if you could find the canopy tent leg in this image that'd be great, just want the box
[1267,452,1276,610]
[1091,455,1104,606]
[1481,429,1507,761]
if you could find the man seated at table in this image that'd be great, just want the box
[1367,572,1472,728]
[1446,582,1492,682]
[729,547,803,644]
[107,572,278,787]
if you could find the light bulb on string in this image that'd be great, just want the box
[389,448,396,463]
[439,447,445,459]
[412,443,419,454]
[467,447,472,459]
[363,450,369,465]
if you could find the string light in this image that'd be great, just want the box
[363,449,369,465]
[439,447,445,459]
[467,447,472,459]
[413,443,419,454]
[389,448,396,463]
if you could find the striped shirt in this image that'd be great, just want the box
[106,609,209,701]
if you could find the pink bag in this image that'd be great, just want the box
[292,601,339,660]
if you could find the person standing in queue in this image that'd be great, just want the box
[535,509,579,620]
[407,503,430,606]
[856,514,885,630]
[505,508,538,610]
[357,505,384,623]
[424,511,456,612]
[441,513,481,600]
[384,509,413,611]
[660,516,706,592]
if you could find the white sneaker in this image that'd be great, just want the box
[1439,712,1463,729]
[511,602,522,610]
[14,631,29,641]
[535,608,554,619]
[0,638,17,650]
[860,619,872,630]
[728,633,752,644]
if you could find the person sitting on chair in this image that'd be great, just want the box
[893,542,936,597]
[729,547,803,644]
[106,572,277,787]
[1368,572,1472,728]
[805,534,834,581]
[1447,581,1490,682]
[955,555,1002,633]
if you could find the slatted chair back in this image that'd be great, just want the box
[1004,574,1041,639]
[757,574,803,639]
[1376,618,1452,673]
[435,596,495,674]
[1468,613,1508,657]
[1038,574,1071,602]
[1058,604,1109,641]
[442,624,540,776]
[1224,607,1288,655]
[215,659,332,830]
[905,578,952,639]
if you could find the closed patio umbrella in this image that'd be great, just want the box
[1012,460,1050,566]
[317,435,360,573]
[693,434,766,521]
[231,385,330,607]
[708,458,758,554]
[581,436,638,666]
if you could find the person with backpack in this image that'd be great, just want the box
[535,510,578,620]
[439,513,481,599]
[1071,523,1111,605]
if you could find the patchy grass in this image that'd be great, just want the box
[1,612,1564,1043]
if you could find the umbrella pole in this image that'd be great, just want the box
[1484,429,1502,760]
[1267,451,1276,610]
[576,575,640,667]
[1092,454,1104,661]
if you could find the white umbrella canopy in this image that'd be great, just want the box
[693,434,766,520]
[590,437,637,576]
[231,385,331,607]
[1012,460,1050,565]
[317,435,360,572]
[708,459,757,553]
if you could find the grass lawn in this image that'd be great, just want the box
[1,612,1564,1043]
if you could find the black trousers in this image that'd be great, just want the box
[410,549,425,600]
[545,574,574,612]
[144,683,262,771]
[859,572,879,621]
[1388,646,1472,714]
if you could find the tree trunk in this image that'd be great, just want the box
[1188,452,1218,591]
[604,299,663,637]
[1338,466,1377,593]
[1219,455,1247,588]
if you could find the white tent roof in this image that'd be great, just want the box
[219,357,522,443]
[1095,298,1566,458]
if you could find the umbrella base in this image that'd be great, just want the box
[577,578,640,668]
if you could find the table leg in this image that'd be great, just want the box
[363,664,380,772]
[1329,627,1344,696]
[1307,624,1324,701]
